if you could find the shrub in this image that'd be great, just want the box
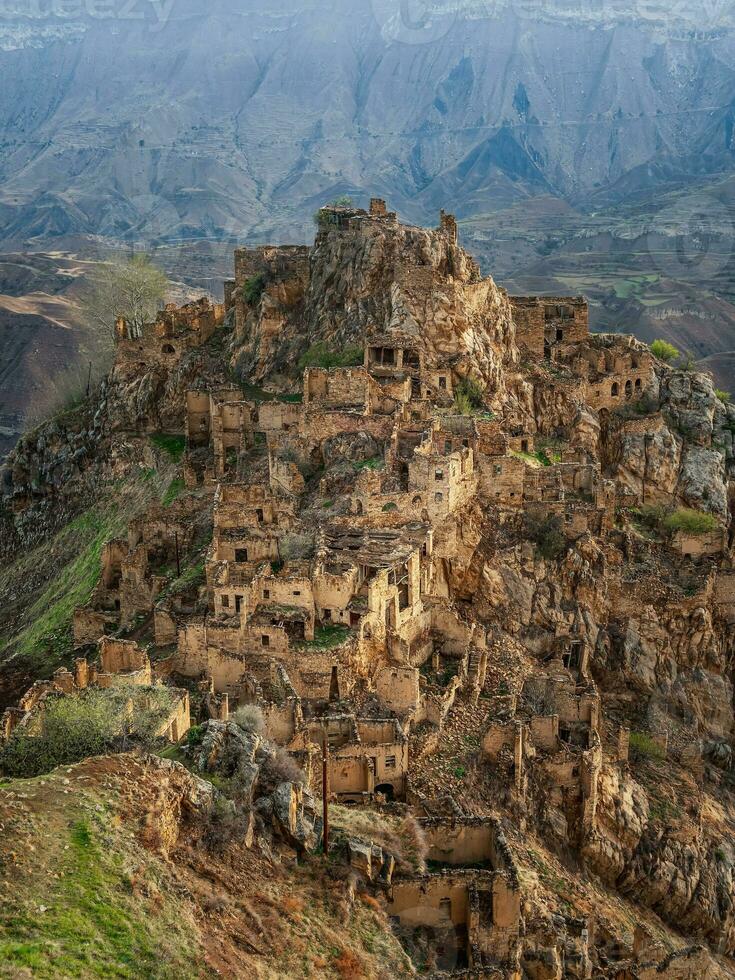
[650,339,680,364]
[632,503,669,531]
[204,796,252,853]
[0,687,175,778]
[334,949,364,979]
[297,342,363,371]
[232,704,265,735]
[186,724,205,748]
[715,388,731,404]
[313,196,354,226]
[397,815,428,873]
[278,532,316,561]
[455,377,485,409]
[663,508,718,535]
[258,747,306,794]
[241,273,267,306]
[453,390,473,416]
[523,512,567,561]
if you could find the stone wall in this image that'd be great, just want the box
[510,295,588,358]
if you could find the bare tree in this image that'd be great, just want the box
[81,253,168,342]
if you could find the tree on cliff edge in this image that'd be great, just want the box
[81,253,168,343]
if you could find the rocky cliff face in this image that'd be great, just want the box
[234,210,517,394]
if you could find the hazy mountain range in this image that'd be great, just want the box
[3,0,735,443]
[3,0,735,242]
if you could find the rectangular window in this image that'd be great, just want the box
[385,755,396,769]
[235,548,248,562]
[261,635,270,647]
[235,595,243,613]
[221,595,230,608]
[263,589,270,599]
[438,377,447,389]
[435,470,444,481]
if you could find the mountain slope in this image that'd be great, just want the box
[1,1,735,248]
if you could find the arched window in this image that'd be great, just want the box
[355,500,364,515]
[412,495,422,507]
[161,343,175,355]
[625,380,633,398]
[635,378,642,390]
[611,382,619,397]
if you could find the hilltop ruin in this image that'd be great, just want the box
[3,201,735,978]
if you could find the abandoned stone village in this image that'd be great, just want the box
[5,199,735,978]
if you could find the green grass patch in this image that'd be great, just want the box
[629,731,666,761]
[511,449,556,468]
[353,456,384,472]
[157,562,205,602]
[149,433,186,462]
[298,624,351,651]
[611,273,660,299]
[297,342,363,371]
[0,466,168,679]
[238,384,302,405]
[0,818,205,978]
[10,508,123,669]
[162,478,185,508]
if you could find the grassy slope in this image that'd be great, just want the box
[0,454,178,700]
[0,756,414,980]
[0,762,206,979]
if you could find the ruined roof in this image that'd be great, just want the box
[322,524,426,569]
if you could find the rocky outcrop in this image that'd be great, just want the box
[195,719,322,854]
[232,210,519,398]
[585,763,735,955]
